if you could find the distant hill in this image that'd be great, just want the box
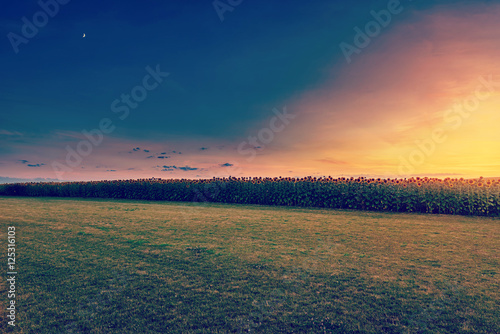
[0,176,63,184]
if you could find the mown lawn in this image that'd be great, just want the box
[0,196,499,333]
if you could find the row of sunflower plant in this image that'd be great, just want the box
[0,176,499,216]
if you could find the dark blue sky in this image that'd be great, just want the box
[2,0,499,181]
[1,0,435,140]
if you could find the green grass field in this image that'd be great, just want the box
[0,197,499,333]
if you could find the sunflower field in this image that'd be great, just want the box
[1,176,499,216]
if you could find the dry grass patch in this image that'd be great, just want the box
[0,196,498,333]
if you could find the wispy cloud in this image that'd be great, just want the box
[160,165,198,171]
[0,130,22,136]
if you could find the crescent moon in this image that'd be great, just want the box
[83,33,86,38]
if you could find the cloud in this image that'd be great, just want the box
[106,170,117,172]
[143,149,150,152]
[178,166,198,171]
[27,163,45,167]
[220,163,233,167]
[0,134,230,181]
[133,147,140,151]
[0,130,22,136]
[160,165,198,171]
[199,147,208,151]
[19,160,29,164]
[157,156,169,159]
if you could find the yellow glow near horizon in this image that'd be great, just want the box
[248,6,500,179]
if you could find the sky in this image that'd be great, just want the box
[1,0,500,181]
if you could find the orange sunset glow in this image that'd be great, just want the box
[1,2,500,182]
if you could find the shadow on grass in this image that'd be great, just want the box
[17,238,494,334]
